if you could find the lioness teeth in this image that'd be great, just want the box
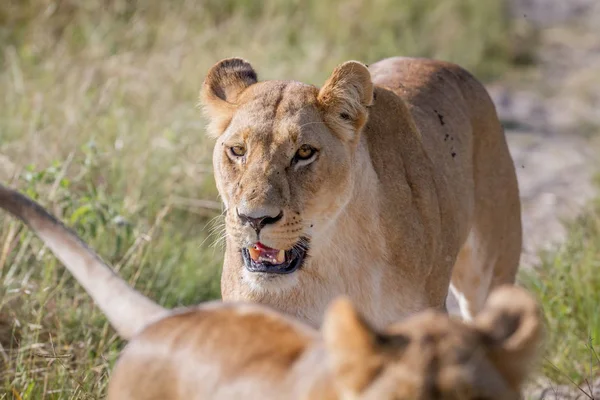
[247,245,286,264]
[248,246,261,262]
[275,249,285,264]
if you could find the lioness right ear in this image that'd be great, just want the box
[318,61,374,143]
[200,58,258,138]
[474,285,543,391]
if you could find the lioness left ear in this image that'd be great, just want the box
[474,285,543,391]
[318,61,374,141]
[200,58,258,138]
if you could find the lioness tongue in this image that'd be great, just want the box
[248,243,285,264]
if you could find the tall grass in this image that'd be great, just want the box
[521,196,600,386]
[0,0,524,397]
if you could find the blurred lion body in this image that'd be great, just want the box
[203,57,521,326]
[109,286,541,400]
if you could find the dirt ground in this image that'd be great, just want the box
[499,1,600,397]
[496,0,600,271]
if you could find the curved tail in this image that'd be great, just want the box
[0,183,167,340]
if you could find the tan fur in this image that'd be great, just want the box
[201,56,522,326]
[0,185,540,399]
[109,286,541,400]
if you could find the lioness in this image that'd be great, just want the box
[0,184,540,399]
[202,57,521,326]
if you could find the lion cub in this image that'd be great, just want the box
[1,184,541,399]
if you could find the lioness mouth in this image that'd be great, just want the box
[242,238,309,274]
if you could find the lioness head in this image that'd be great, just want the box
[323,285,542,399]
[201,58,373,288]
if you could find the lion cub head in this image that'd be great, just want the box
[322,285,542,399]
[201,58,373,289]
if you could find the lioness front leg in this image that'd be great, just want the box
[451,224,521,321]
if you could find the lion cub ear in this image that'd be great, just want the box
[318,61,374,142]
[474,285,543,391]
[200,58,258,138]
[323,297,382,394]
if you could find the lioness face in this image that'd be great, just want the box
[201,59,373,288]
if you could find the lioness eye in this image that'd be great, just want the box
[295,145,316,161]
[230,145,246,157]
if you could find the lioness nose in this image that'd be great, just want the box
[237,207,283,233]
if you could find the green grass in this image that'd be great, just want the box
[0,0,539,397]
[0,158,223,398]
[521,195,600,388]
